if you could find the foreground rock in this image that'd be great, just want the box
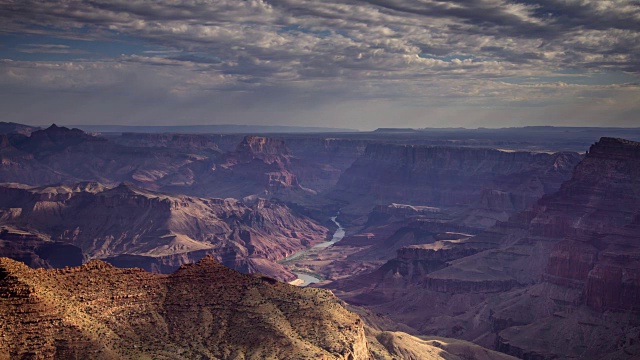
[0,256,368,359]
[0,256,514,360]
[0,182,329,281]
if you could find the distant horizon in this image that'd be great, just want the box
[6,121,640,135]
[7,121,640,132]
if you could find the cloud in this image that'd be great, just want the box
[0,0,638,127]
[16,43,89,54]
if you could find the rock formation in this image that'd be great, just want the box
[0,182,329,281]
[331,144,582,230]
[190,135,310,199]
[0,256,515,360]
[0,256,368,359]
[0,126,342,204]
[329,137,640,359]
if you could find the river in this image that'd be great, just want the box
[284,214,345,286]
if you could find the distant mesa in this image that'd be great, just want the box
[0,122,40,136]
[68,124,360,134]
[372,127,421,132]
[237,135,291,156]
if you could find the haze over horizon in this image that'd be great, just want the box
[1,0,639,130]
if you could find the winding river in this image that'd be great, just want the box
[285,214,345,286]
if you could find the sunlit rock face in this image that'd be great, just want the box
[0,256,369,360]
[0,255,519,360]
[328,138,640,360]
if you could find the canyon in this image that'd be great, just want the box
[327,137,640,359]
[0,182,329,281]
[1,121,639,359]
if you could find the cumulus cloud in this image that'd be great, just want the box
[0,0,638,127]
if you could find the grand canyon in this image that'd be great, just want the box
[2,0,639,358]
[1,122,640,359]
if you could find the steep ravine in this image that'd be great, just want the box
[281,214,346,286]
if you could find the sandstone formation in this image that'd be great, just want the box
[0,256,368,359]
[281,137,368,193]
[173,135,314,200]
[0,256,515,360]
[329,138,640,359]
[331,144,582,230]
[0,182,329,281]
[0,125,352,205]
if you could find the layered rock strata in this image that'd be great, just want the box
[330,138,640,359]
[332,144,581,229]
[0,182,329,281]
[0,256,516,360]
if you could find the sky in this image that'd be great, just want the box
[0,0,639,130]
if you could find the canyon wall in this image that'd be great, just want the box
[0,182,329,281]
[332,143,581,229]
[330,138,640,359]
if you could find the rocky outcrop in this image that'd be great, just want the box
[0,256,370,359]
[237,135,291,157]
[372,331,516,360]
[225,136,299,187]
[536,138,640,314]
[157,135,320,201]
[372,203,442,219]
[0,256,514,360]
[0,182,330,281]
